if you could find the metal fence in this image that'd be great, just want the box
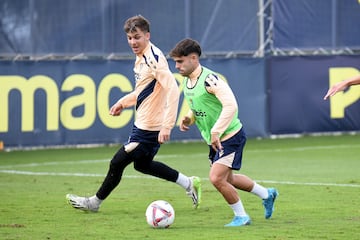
[1,0,359,60]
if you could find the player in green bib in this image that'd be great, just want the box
[170,38,279,227]
[183,66,242,144]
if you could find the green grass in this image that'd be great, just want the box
[1,134,359,239]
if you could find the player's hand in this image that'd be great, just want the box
[180,116,192,131]
[109,102,123,116]
[210,133,223,151]
[158,128,171,144]
[323,81,347,100]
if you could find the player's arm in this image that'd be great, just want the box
[205,74,238,147]
[109,92,137,116]
[324,75,360,100]
[154,57,180,143]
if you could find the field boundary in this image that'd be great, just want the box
[1,169,359,188]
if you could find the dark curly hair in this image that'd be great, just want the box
[169,38,202,58]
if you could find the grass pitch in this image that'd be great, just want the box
[0,134,359,239]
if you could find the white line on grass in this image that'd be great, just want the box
[0,143,358,169]
[246,144,359,152]
[0,159,110,169]
[0,169,359,188]
[1,145,359,189]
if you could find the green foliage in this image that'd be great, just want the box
[0,135,359,239]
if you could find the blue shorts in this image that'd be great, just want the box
[208,128,246,170]
[126,124,160,160]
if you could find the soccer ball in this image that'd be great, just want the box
[145,200,175,228]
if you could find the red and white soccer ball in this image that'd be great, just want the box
[145,200,175,228]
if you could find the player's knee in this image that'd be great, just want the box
[209,174,222,187]
[133,160,149,173]
[110,147,129,169]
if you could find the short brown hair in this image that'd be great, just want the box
[169,38,202,58]
[124,15,150,33]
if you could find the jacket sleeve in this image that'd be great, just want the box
[154,55,180,130]
[205,74,238,135]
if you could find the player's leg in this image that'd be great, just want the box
[208,129,252,226]
[223,128,279,219]
[96,145,133,199]
[209,163,251,227]
[66,145,133,212]
[229,173,278,219]
[132,142,201,208]
[231,174,269,198]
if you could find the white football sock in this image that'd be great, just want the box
[229,200,247,217]
[176,173,191,190]
[90,195,103,206]
[251,182,269,199]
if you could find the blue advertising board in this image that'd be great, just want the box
[268,55,360,134]
[2,55,359,148]
[0,58,266,147]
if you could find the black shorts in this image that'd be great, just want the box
[208,128,246,170]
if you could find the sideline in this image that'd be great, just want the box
[1,169,359,188]
[0,142,359,169]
